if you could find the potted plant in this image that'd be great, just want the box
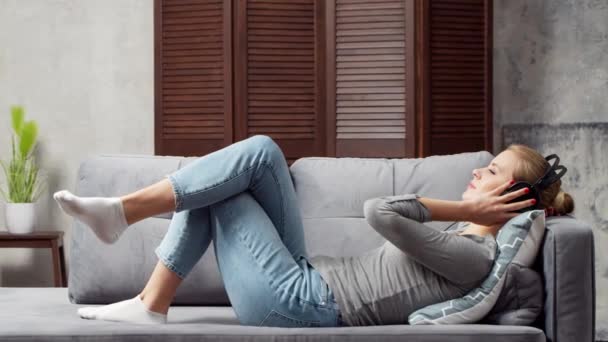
[0,106,46,234]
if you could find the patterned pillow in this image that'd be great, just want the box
[408,209,546,325]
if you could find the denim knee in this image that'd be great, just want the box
[250,134,277,151]
[248,135,284,162]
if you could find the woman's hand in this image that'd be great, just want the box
[463,180,536,227]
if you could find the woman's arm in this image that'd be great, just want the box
[364,194,434,223]
[416,196,472,222]
[363,194,494,286]
[363,194,472,224]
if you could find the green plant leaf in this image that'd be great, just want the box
[0,159,8,202]
[2,107,45,203]
[26,160,38,202]
[19,121,38,159]
[0,159,7,178]
[11,135,16,161]
[32,177,46,202]
[11,106,24,136]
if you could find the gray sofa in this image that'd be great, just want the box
[0,151,595,341]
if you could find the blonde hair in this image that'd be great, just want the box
[505,144,575,215]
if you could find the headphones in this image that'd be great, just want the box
[500,154,568,213]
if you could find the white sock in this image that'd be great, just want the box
[78,294,167,324]
[53,190,128,244]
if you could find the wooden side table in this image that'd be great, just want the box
[0,230,67,287]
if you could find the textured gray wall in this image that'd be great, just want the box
[494,1,608,340]
[0,0,154,286]
[493,0,608,152]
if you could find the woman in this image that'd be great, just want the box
[53,135,574,327]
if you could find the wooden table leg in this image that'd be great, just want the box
[59,245,67,286]
[51,240,62,287]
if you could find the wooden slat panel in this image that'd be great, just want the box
[233,0,323,160]
[164,11,224,20]
[338,21,404,30]
[156,0,232,156]
[163,22,222,32]
[333,0,407,147]
[164,0,221,5]
[324,0,417,157]
[336,0,401,3]
[163,4,222,12]
[427,0,491,155]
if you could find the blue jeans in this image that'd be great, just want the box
[154,135,344,327]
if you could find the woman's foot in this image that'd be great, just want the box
[53,190,129,244]
[77,294,167,324]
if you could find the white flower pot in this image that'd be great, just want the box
[5,203,36,234]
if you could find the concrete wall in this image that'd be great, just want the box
[493,0,608,152]
[0,0,154,286]
[494,1,608,340]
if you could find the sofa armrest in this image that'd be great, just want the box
[536,216,595,342]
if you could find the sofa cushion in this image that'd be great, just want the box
[290,157,393,218]
[408,209,546,325]
[393,151,494,201]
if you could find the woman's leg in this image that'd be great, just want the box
[208,191,339,327]
[77,206,211,323]
[146,205,213,312]
[53,178,176,245]
[138,259,183,314]
[121,179,176,225]
[77,135,336,325]
[157,134,338,326]
[150,134,311,312]
[157,134,309,261]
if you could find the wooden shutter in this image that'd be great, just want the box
[155,0,233,156]
[419,0,493,155]
[325,0,416,157]
[154,0,493,159]
[234,0,325,165]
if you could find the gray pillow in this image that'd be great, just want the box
[481,262,544,325]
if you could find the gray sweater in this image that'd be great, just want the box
[309,194,497,326]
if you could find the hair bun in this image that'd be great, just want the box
[551,190,574,215]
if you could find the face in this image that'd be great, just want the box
[462,150,518,201]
